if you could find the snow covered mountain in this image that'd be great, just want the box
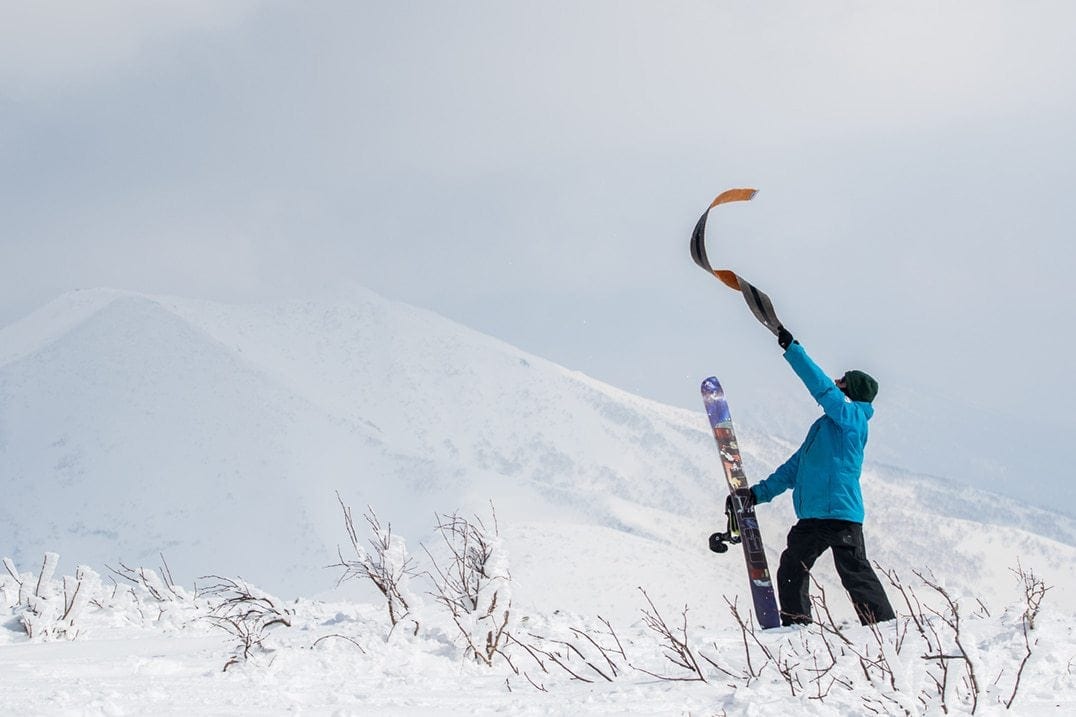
[2,287,1074,622]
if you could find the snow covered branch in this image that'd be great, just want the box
[201,575,293,671]
[106,555,187,603]
[423,504,513,666]
[332,492,420,636]
[2,553,102,640]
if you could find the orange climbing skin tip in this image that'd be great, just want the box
[714,270,741,291]
[709,188,758,209]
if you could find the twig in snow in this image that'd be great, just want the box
[311,633,366,652]
[635,587,707,683]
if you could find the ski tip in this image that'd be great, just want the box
[708,188,759,209]
[701,376,723,394]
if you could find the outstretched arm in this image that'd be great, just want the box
[752,446,801,504]
[775,328,852,424]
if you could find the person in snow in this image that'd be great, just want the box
[746,326,895,626]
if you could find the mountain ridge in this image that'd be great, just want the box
[1,287,1073,620]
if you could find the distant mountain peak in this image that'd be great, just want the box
[0,288,153,368]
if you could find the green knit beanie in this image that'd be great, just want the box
[842,370,879,403]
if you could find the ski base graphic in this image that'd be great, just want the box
[701,376,781,629]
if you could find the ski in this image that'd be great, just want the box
[701,376,781,629]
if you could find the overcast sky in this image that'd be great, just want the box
[3,1,1075,511]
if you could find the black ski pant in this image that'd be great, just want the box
[776,518,895,626]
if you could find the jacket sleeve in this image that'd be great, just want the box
[784,342,855,426]
[752,445,801,503]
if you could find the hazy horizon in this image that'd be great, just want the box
[3,2,1074,512]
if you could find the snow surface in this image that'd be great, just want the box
[1,286,1075,714]
[1,561,1073,715]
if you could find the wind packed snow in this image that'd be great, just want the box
[1,287,1075,714]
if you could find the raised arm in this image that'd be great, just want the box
[776,327,855,425]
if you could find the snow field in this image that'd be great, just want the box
[2,552,1073,715]
[2,287,1076,713]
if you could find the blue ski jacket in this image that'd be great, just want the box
[752,342,873,523]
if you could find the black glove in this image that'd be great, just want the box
[777,325,795,350]
[725,489,757,514]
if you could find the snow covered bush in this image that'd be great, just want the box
[99,558,204,631]
[332,492,420,636]
[424,506,513,666]
[1,552,211,642]
[2,556,29,607]
[107,559,190,604]
[330,497,513,664]
[3,553,101,639]
[201,575,293,671]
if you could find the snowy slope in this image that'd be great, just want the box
[1,286,1075,622]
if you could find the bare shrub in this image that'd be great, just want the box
[423,505,512,666]
[509,617,628,688]
[106,555,187,603]
[696,563,1050,714]
[914,569,981,713]
[1005,564,1051,709]
[1011,562,1049,631]
[201,575,293,671]
[874,564,1052,713]
[332,493,419,636]
[634,588,708,683]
